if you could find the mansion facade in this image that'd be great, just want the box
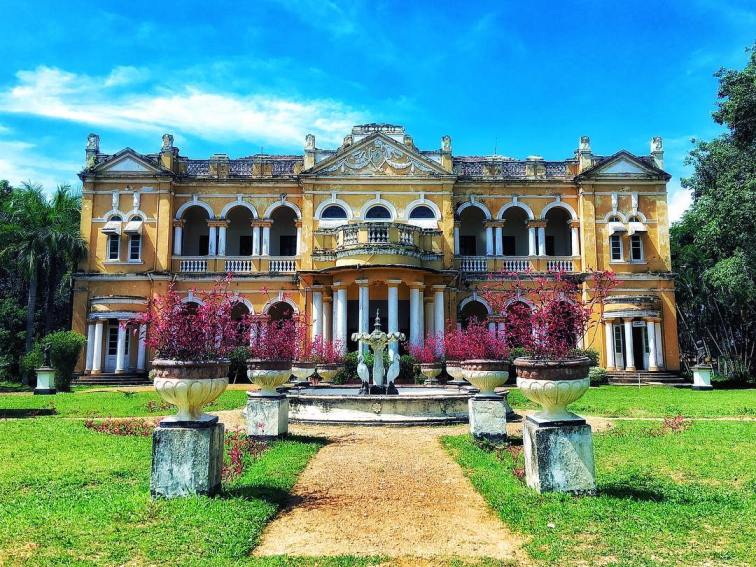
[73,123,680,378]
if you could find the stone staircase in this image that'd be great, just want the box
[606,370,689,386]
[74,372,152,387]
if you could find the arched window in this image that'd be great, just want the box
[110,215,122,221]
[365,205,391,220]
[321,205,348,219]
[409,205,435,219]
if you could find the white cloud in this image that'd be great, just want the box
[0,66,367,148]
[0,138,80,192]
[667,179,692,222]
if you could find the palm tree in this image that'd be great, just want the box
[0,183,87,360]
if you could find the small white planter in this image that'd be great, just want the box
[152,359,229,423]
[445,361,467,383]
[461,360,510,396]
[291,361,316,382]
[247,359,292,396]
[419,362,443,384]
[316,363,344,383]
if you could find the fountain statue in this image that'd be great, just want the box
[351,310,405,395]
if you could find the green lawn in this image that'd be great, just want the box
[444,419,756,566]
[507,384,756,417]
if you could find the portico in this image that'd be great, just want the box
[603,295,665,372]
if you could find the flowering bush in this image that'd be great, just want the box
[443,326,470,361]
[446,319,509,361]
[131,278,240,361]
[407,334,444,364]
[222,431,268,482]
[481,270,617,360]
[248,316,300,361]
[84,418,156,436]
[310,337,345,364]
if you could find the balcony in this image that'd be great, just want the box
[313,222,443,268]
[172,256,299,274]
[456,256,580,275]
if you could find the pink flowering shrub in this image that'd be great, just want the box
[454,318,510,360]
[310,337,345,364]
[443,326,470,361]
[131,278,241,361]
[481,270,617,360]
[248,316,301,361]
[407,334,444,363]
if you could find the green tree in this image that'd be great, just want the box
[0,183,86,364]
[672,44,756,381]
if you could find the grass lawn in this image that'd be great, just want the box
[444,419,756,566]
[507,384,756,417]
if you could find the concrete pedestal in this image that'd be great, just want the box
[469,395,507,443]
[692,365,713,390]
[34,367,56,395]
[523,417,596,494]
[150,420,224,498]
[246,393,289,437]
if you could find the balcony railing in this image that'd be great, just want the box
[459,256,489,273]
[367,225,389,243]
[173,256,298,274]
[547,258,574,272]
[269,257,297,273]
[456,256,580,274]
[179,258,208,273]
[225,258,254,273]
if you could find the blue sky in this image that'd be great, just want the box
[0,0,753,220]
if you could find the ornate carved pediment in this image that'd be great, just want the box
[577,150,670,181]
[91,148,167,176]
[309,133,450,177]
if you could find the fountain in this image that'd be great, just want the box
[287,310,473,424]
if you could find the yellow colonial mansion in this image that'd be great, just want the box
[72,123,680,382]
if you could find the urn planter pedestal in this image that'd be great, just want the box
[445,360,468,386]
[34,366,56,395]
[150,359,229,498]
[291,361,316,386]
[245,359,293,437]
[316,362,344,383]
[692,364,713,390]
[462,360,512,441]
[514,357,595,494]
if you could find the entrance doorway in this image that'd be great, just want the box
[632,324,649,370]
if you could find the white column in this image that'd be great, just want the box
[295,224,302,256]
[623,319,636,371]
[571,226,580,256]
[488,321,496,335]
[252,225,261,256]
[387,280,400,357]
[208,225,217,256]
[336,286,348,353]
[655,322,664,369]
[262,225,271,256]
[91,320,104,374]
[497,321,505,338]
[646,320,658,371]
[115,322,127,374]
[485,226,494,256]
[217,225,227,256]
[433,286,445,344]
[136,324,147,371]
[494,226,503,256]
[357,280,369,353]
[425,299,434,338]
[528,226,537,256]
[173,225,183,256]
[322,300,332,342]
[604,320,616,370]
[409,284,422,347]
[453,225,460,255]
[84,323,95,373]
[312,290,323,341]
[537,226,546,256]
[332,290,339,346]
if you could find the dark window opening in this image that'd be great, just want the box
[108,234,120,260]
[460,235,477,256]
[279,235,297,256]
[198,235,209,256]
[409,205,435,219]
[239,235,252,256]
[365,205,391,219]
[502,235,516,256]
[545,235,555,256]
[321,205,347,219]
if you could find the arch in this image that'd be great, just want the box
[126,211,145,221]
[175,200,215,220]
[360,198,397,221]
[264,200,302,219]
[230,295,254,314]
[603,210,628,223]
[181,296,205,307]
[458,294,493,315]
[540,200,577,220]
[404,198,441,221]
[315,198,354,221]
[262,297,299,316]
[456,200,492,220]
[627,211,648,223]
[220,200,258,219]
[496,201,534,220]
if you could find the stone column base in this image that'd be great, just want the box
[246,393,289,438]
[151,420,224,498]
[523,418,595,494]
[34,367,56,395]
[469,395,507,443]
[692,365,714,390]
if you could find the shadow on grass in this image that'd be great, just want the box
[222,484,303,508]
[600,483,667,502]
[0,408,57,418]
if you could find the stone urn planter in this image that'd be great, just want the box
[461,359,510,396]
[291,360,316,383]
[316,362,344,383]
[247,359,292,395]
[514,357,591,422]
[152,359,230,423]
[419,362,443,385]
[445,360,467,385]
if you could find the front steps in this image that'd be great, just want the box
[74,372,151,387]
[606,370,689,386]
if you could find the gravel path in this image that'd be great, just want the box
[249,422,529,563]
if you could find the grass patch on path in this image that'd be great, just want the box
[444,420,756,566]
[507,385,756,418]
[0,418,323,565]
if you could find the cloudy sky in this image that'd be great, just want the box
[0,0,753,220]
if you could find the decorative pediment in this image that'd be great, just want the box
[307,133,451,177]
[577,150,670,181]
[92,149,167,175]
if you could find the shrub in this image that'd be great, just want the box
[589,367,608,386]
[570,347,600,367]
[20,344,43,384]
[407,334,444,363]
[228,346,251,383]
[43,330,87,391]
[84,418,155,436]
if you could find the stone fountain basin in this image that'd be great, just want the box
[288,385,473,425]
